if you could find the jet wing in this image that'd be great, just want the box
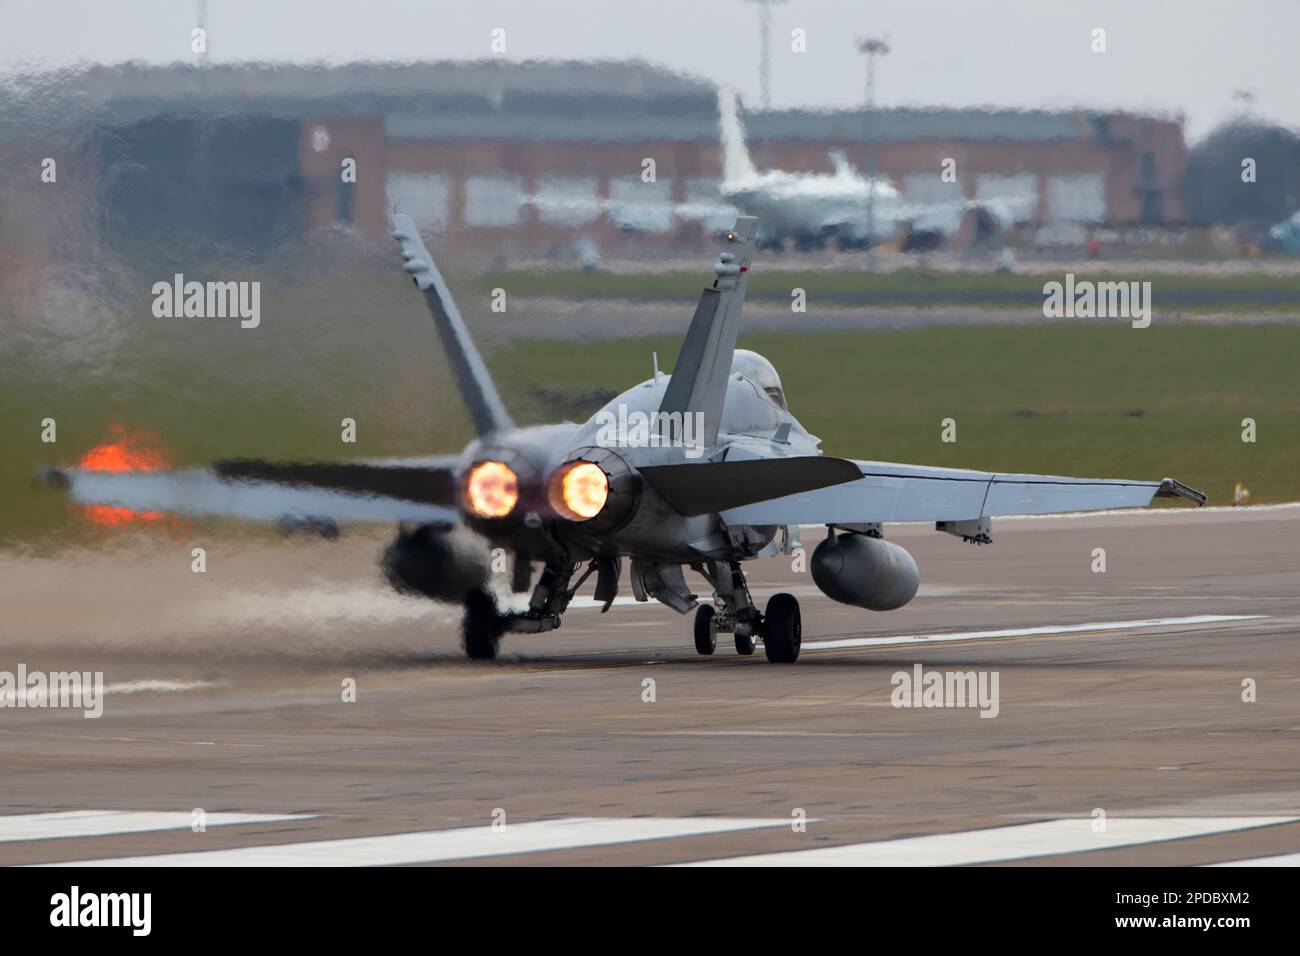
[43,456,461,527]
[718,459,1204,526]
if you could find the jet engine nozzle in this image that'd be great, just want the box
[811,532,919,611]
[458,446,546,525]
[463,459,519,518]
[547,461,609,521]
[546,445,641,535]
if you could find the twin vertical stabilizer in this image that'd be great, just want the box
[658,216,760,450]
[392,213,514,437]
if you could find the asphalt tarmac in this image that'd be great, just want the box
[1,504,1298,866]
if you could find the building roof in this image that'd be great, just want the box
[5,59,716,128]
[2,60,1177,144]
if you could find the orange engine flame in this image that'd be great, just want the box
[547,461,609,521]
[78,424,171,526]
[464,460,520,519]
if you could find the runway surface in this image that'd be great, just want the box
[1,504,1298,866]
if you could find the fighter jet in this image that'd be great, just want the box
[45,214,1205,663]
[712,88,1033,250]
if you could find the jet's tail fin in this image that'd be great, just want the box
[658,216,759,450]
[717,86,759,185]
[391,214,514,437]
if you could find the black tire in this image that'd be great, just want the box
[734,628,757,656]
[693,605,718,655]
[463,588,502,661]
[763,592,801,663]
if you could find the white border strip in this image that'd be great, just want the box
[0,810,311,844]
[1211,851,1300,867]
[46,817,794,867]
[680,817,1300,867]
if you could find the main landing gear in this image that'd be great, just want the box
[691,561,802,663]
[693,604,718,655]
[460,555,619,661]
[761,592,801,663]
[463,588,505,660]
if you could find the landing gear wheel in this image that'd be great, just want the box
[463,588,502,661]
[734,628,757,656]
[693,605,718,655]
[763,593,801,663]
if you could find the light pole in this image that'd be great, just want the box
[745,0,786,173]
[858,37,889,108]
[746,0,786,111]
[857,37,889,268]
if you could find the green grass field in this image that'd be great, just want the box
[5,321,1296,545]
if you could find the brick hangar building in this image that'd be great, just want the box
[23,60,1188,257]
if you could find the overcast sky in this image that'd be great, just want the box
[2,0,1295,141]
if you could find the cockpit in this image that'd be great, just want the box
[731,349,787,410]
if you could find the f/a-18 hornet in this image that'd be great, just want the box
[48,215,1205,662]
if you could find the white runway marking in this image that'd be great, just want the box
[103,680,219,695]
[47,817,793,867]
[0,810,311,844]
[498,595,645,612]
[801,614,1268,653]
[1211,852,1300,866]
[680,817,1300,867]
[1,679,218,707]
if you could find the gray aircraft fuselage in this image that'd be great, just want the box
[462,368,815,565]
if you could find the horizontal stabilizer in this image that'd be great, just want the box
[639,456,863,517]
[214,459,457,506]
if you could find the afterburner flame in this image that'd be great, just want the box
[78,424,170,526]
[548,461,609,521]
[464,460,519,519]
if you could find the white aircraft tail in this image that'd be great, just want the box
[717,86,758,185]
